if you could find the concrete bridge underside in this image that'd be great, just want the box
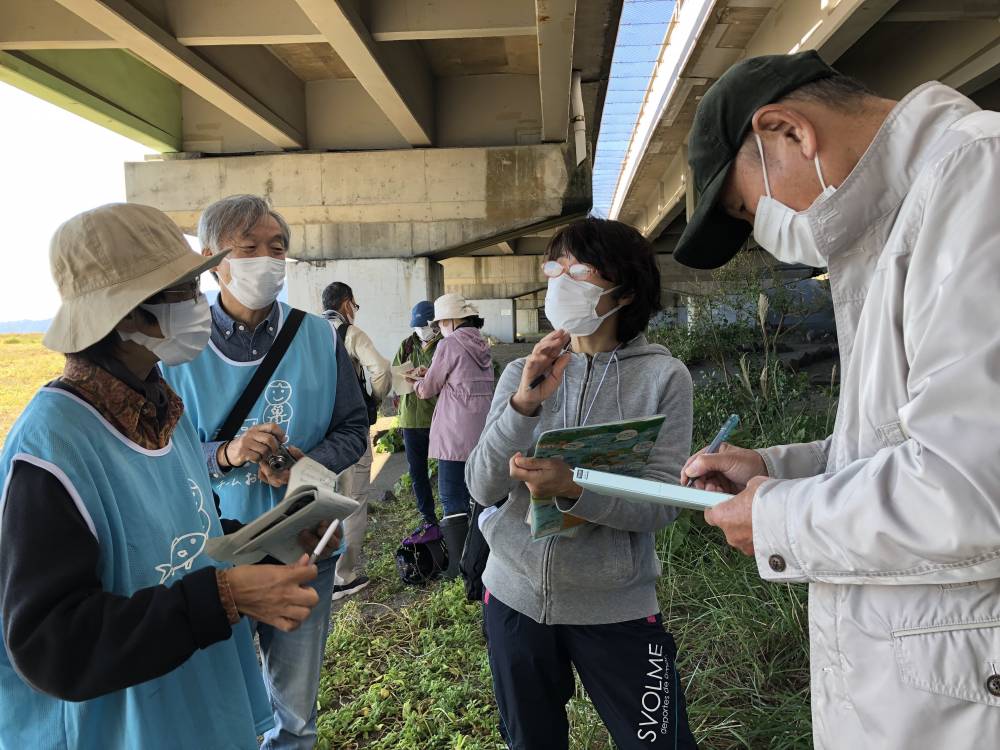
[2,0,620,351]
[613,0,1000,283]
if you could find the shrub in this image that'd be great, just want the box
[375,426,404,454]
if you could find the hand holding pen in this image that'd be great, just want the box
[681,414,741,488]
[510,329,572,416]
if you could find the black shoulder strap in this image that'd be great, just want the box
[337,321,349,340]
[214,308,306,441]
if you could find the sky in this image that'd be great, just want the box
[0,82,219,324]
[592,0,674,217]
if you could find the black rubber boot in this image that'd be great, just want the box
[439,512,469,581]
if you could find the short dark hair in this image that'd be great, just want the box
[322,281,354,312]
[457,316,485,330]
[546,218,661,343]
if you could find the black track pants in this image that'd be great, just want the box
[484,591,698,750]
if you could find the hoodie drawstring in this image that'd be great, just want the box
[581,343,622,427]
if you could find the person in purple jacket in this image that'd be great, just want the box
[409,293,495,578]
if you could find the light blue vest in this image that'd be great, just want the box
[0,387,273,750]
[162,303,339,523]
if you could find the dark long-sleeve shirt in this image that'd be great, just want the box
[203,301,368,477]
[0,380,233,702]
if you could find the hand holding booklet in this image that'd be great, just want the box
[206,457,359,565]
[528,416,666,539]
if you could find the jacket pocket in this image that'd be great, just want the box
[891,618,1000,706]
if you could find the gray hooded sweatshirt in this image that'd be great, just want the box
[465,335,693,625]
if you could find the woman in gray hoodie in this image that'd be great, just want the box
[465,219,697,750]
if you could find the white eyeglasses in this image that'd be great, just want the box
[542,260,598,281]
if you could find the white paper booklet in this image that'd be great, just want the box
[391,359,417,395]
[572,467,731,511]
[206,457,359,565]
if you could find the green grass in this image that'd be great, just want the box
[0,333,63,446]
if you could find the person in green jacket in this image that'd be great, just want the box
[392,301,441,536]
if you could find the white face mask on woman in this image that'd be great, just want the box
[120,294,212,365]
[752,133,835,268]
[223,256,286,310]
[544,274,622,336]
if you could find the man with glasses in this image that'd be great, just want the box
[162,194,369,750]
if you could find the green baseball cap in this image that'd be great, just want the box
[674,50,838,269]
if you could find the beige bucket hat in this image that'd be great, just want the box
[431,292,479,322]
[44,203,226,353]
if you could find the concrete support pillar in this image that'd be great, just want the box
[516,306,539,338]
[469,298,516,343]
[287,257,443,358]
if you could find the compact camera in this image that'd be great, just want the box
[267,443,297,471]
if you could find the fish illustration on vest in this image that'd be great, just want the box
[155,479,212,583]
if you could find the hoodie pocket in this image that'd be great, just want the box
[611,529,635,582]
[891,618,1000,706]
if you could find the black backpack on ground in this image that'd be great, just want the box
[394,524,448,585]
[337,321,379,426]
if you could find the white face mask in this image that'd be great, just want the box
[544,274,622,336]
[752,133,835,268]
[120,295,212,365]
[439,320,454,338]
[223,256,285,310]
[414,325,437,343]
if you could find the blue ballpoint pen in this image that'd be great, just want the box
[685,413,740,487]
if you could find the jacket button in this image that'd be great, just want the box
[987,674,1000,697]
[769,554,787,573]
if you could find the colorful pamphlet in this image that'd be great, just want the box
[528,415,666,539]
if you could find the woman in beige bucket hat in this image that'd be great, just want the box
[408,292,495,580]
[0,203,338,749]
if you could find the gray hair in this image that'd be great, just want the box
[780,73,876,112]
[736,73,878,169]
[197,194,291,253]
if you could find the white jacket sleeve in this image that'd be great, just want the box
[757,437,831,479]
[752,140,1000,586]
[347,327,391,401]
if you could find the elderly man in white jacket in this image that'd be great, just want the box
[677,51,1000,748]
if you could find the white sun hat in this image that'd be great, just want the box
[43,203,226,354]
[431,292,479,323]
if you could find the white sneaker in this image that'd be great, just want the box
[332,575,370,601]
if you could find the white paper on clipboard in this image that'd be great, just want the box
[391,360,418,395]
[572,467,731,511]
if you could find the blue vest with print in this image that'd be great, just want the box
[162,303,339,523]
[0,388,273,750]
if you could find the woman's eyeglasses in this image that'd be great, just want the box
[541,260,598,281]
[146,280,201,305]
